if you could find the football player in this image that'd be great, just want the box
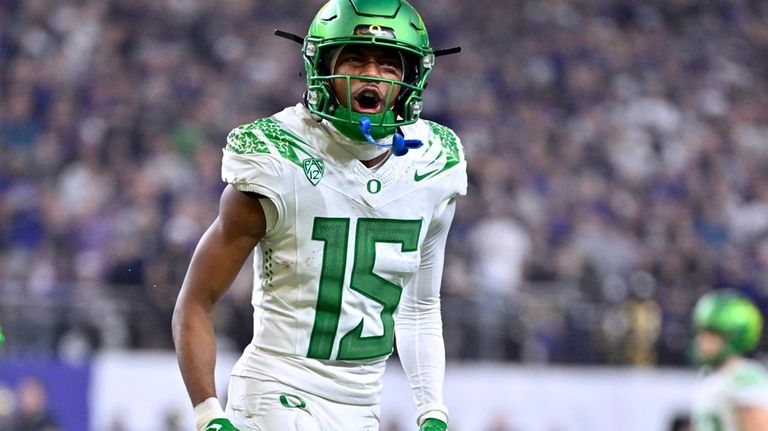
[172,1,466,430]
[691,290,768,431]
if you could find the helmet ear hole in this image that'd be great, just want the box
[317,47,336,76]
[401,52,420,84]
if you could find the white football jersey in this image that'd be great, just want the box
[692,359,768,431]
[221,104,466,404]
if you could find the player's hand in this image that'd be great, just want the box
[420,418,447,431]
[203,418,240,431]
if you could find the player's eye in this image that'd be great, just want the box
[381,60,398,68]
[380,63,401,76]
[379,55,402,70]
[344,55,362,64]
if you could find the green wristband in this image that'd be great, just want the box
[205,418,240,431]
[421,418,448,431]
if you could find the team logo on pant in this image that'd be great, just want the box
[303,158,324,186]
[279,393,307,410]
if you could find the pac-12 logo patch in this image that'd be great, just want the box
[303,158,324,186]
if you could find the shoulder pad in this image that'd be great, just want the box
[225,118,314,168]
[413,121,465,182]
[732,363,768,388]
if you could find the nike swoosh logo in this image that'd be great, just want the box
[414,168,439,181]
[414,148,444,182]
[206,424,223,431]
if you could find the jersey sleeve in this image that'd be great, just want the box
[423,121,468,200]
[395,198,456,426]
[727,363,768,408]
[221,122,287,232]
[437,125,468,199]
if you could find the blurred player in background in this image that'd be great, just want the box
[172,1,465,430]
[668,414,692,431]
[691,290,768,431]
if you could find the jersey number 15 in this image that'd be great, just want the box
[307,217,422,361]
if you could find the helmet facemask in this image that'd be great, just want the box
[690,328,739,368]
[299,0,435,143]
[272,0,460,155]
[304,38,431,141]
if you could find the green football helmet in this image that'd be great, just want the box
[301,0,434,141]
[692,290,763,366]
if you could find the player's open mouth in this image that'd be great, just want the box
[352,88,383,114]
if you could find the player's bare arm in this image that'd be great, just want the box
[736,406,768,431]
[172,185,266,406]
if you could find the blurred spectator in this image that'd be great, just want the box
[622,272,662,366]
[381,418,404,431]
[11,377,60,431]
[1,0,768,365]
[0,383,16,430]
[485,414,518,431]
[468,203,531,359]
[106,416,128,431]
[162,408,184,431]
[667,414,691,431]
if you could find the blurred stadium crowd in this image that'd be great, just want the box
[2,0,768,369]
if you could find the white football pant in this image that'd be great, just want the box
[225,375,380,431]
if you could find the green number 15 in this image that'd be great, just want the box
[307,217,422,361]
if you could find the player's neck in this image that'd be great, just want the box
[361,150,391,169]
[719,356,745,371]
[320,117,392,162]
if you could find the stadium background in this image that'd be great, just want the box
[1,0,768,429]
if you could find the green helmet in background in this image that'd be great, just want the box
[302,0,434,141]
[692,289,763,366]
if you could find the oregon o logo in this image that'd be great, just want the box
[279,393,307,409]
[367,179,382,194]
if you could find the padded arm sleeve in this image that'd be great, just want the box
[396,198,456,426]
